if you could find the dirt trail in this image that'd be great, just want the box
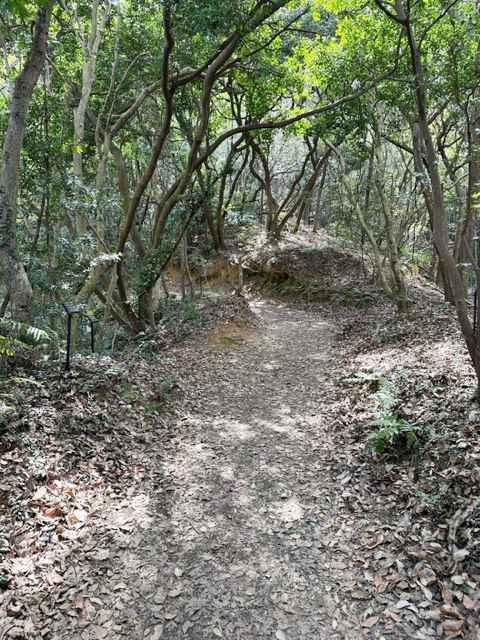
[118,300,374,640]
[5,301,392,640]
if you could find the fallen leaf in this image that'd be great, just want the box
[361,615,380,628]
[463,595,475,610]
[275,631,288,640]
[163,612,177,620]
[365,533,385,549]
[44,507,57,517]
[154,588,166,605]
[24,620,34,633]
[93,549,109,561]
[387,611,402,622]
[324,596,336,617]
[395,599,411,609]
[150,624,163,640]
[374,573,383,589]
[32,486,47,501]
[444,619,464,634]
[452,549,469,561]
[213,629,223,638]
[72,509,88,522]
[440,605,462,619]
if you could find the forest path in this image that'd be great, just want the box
[4,295,477,640]
[123,299,377,640]
[12,300,393,640]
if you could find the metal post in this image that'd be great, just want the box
[89,318,95,353]
[63,302,87,372]
[66,313,72,371]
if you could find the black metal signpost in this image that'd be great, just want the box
[63,303,97,371]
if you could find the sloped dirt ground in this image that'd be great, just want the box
[242,230,374,306]
[1,289,480,639]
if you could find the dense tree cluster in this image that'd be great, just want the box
[0,0,479,383]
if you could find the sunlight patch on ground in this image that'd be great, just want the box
[211,417,256,441]
[274,496,305,523]
[351,337,472,379]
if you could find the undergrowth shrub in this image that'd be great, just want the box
[0,319,52,372]
[0,319,50,348]
[363,375,422,454]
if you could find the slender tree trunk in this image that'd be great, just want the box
[216,139,247,249]
[282,149,330,235]
[180,234,194,298]
[197,167,221,251]
[0,2,54,323]
[73,0,111,235]
[248,142,277,234]
[378,0,480,387]
[114,6,175,333]
[327,142,393,297]
[410,121,454,301]
[312,162,328,232]
[0,291,10,318]
[373,117,411,310]
[438,132,471,296]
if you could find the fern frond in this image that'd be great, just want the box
[0,319,50,346]
[0,334,28,357]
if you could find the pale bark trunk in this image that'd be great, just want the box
[410,121,453,301]
[0,2,54,322]
[327,142,393,297]
[216,138,246,249]
[376,0,480,386]
[248,142,278,234]
[73,0,111,235]
[180,234,194,298]
[196,167,221,251]
[373,118,411,310]
[280,149,330,236]
[312,162,328,232]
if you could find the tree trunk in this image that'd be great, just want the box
[216,139,247,249]
[373,117,411,310]
[0,2,54,323]
[327,141,393,298]
[197,167,221,251]
[73,0,111,235]
[248,142,278,234]
[410,121,454,302]
[387,0,480,388]
[312,162,328,232]
[281,149,330,236]
[180,234,194,299]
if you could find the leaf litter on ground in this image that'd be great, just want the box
[0,267,479,639]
